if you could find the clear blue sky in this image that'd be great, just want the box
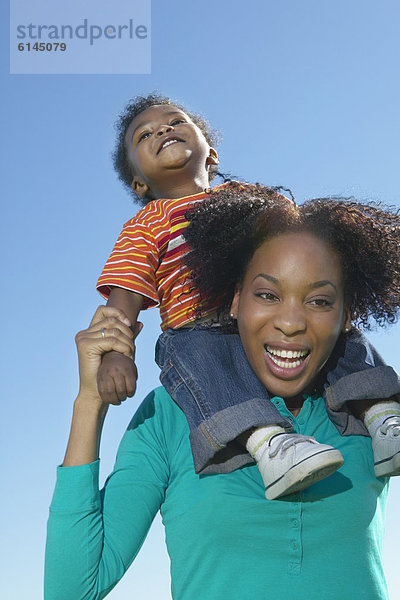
[2,1,400,598]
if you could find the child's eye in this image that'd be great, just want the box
[138,131,151,143]
[171,118,185,126]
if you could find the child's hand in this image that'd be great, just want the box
[97,322,142,405]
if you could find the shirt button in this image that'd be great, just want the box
[292,541,298,549]
[292,519,299,527]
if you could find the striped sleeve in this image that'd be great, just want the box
[97,215,160,309]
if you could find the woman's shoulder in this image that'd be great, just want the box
[134,385,182,414]
[124,386,187,443]
[112,387,190,476]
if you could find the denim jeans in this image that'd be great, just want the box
[324,329,400,438]
[155,327,400,474]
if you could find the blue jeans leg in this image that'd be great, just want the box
[324,330,400,436]
[155,328,292,474]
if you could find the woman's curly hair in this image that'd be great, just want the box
[184,181,400,329]
[113,92,220,204]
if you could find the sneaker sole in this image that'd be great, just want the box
[374,451,400,478]
[265,449,344,500]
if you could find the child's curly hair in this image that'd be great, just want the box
[184,181,400,329]
[113,92,220,204]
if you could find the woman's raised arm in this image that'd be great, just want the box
[45,308,168,600]
[62,305,139,467]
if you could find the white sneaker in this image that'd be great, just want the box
[257,433,344,500]
[372,416,400,477]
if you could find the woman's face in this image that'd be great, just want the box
[231,232,351,399]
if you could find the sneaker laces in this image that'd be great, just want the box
[381,416,400,437]
[268,433,318,458]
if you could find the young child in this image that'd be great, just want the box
[97,93,400,500]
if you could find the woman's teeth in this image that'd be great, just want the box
[266,346,309,369]
[267,347,308,359]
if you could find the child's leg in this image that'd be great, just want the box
[156,328,344,498]
[155,327,290,473]
[349,398,400,477]
[324,329,400,476]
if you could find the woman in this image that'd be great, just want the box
[45,185,400,600]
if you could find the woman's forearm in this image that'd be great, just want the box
[62,394,109,467]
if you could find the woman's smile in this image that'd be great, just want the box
[264,344,311,378]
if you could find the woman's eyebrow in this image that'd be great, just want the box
[310,280,337,291]
[255,274,337,292]
[254,274,279,285]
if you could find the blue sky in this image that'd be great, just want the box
[2,1,400,598]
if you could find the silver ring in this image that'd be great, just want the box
[100,327,105,338]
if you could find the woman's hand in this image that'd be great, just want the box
[75,306,142,405]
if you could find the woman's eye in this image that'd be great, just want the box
[308,298,333,307]
[257,292,278,301]
[138,131,151,143]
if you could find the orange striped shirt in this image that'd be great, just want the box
[97,186,227,330]
[97,183,292,331]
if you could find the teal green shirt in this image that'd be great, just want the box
[45,387,389,600]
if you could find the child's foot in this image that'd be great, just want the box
[363,401,400,477]
[247,428,344,500]
[371,416,400,477]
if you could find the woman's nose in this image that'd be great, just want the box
[273,303,307,336]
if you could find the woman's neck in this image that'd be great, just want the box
[283,373,325,417]
[283,395,305,418]
[284,370,327,417]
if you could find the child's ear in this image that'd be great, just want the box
[132,177,149,199]
[206,147,219,166]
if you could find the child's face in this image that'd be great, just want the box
[124,104,217,198]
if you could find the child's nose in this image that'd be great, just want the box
[156,124,174,137]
